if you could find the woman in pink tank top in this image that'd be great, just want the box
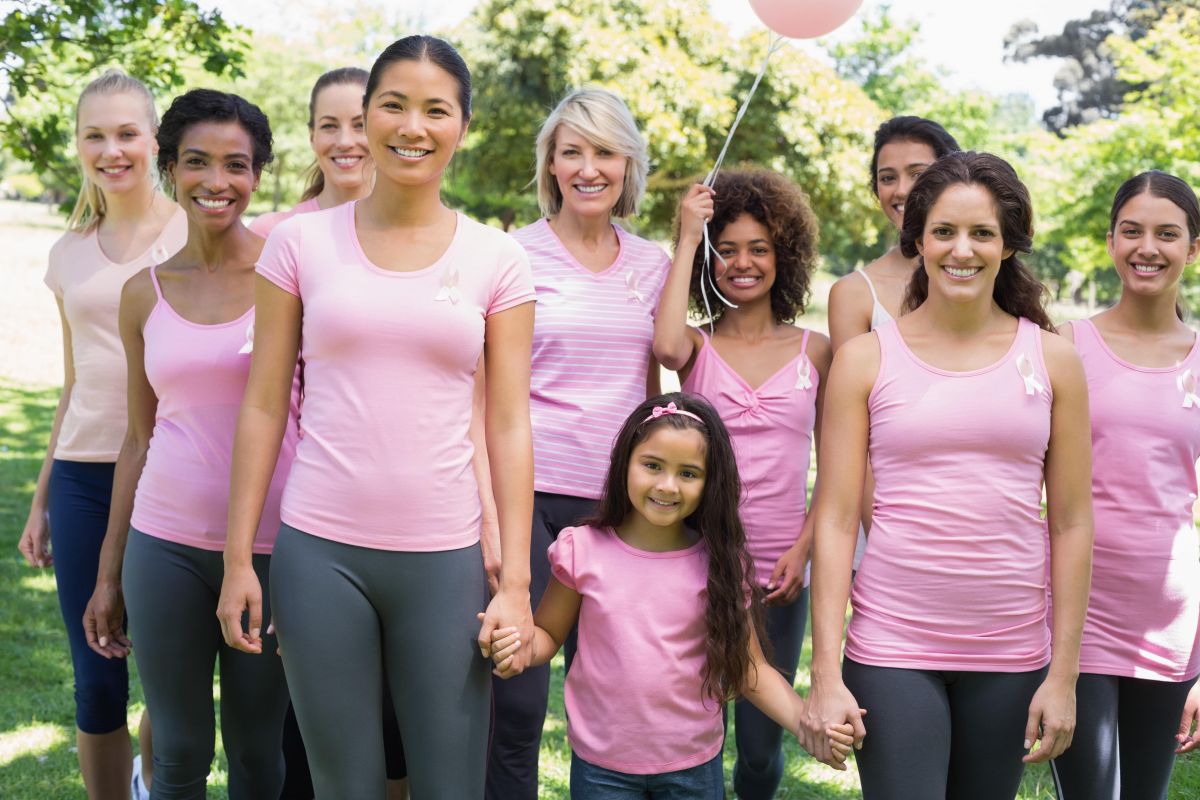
[250,67,373,239]
[1050,171,1200,800]
[654,169,830,797]
[802,152,1094,799]
[81,90,297,799]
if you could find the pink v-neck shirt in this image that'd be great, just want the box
[248,197,321,238]
[682,328,818,585]
[847,318,1053,671]
[549,525,720,774]
[257,203,535,551]
[131,268,298,552]
[513,219,670,499]
[1072,319,1200,681]
[43,207,188,461]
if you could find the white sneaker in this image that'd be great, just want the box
[131,754,150,800]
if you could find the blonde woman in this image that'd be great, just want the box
[18,69,185,799]
[487,88,670,800]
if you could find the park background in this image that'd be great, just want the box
[2,0,1199,796]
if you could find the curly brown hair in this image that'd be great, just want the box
[674,170,819,325]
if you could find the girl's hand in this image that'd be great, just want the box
[217,563,266,654]
[1023,673,1076,763]
[483,624,523,678]
[477,585,533,675]
[765,541,807,606]
[678,184,715,246]
[1177,681,1200,754]
[826,722,858,766]
[801,678,866,769]
[18,506,52,568]
[82,581,131,659]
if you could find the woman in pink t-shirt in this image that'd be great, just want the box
[17,68,185,799]
[803,152,1094,799]
[1050,171,1200,799]
[82,89,295,800]
[654,169,830,798]
[488,393,854,796]
[492,88,670,799]
[250,67,373,238]
[217,36,536,799]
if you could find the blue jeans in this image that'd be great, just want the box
[570,751,724,799]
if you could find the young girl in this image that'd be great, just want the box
[489,393,855,798]
[825,116,959,570]
[803,152,1094,799]
[250,66,372,238]
[81,88,295,798]
[1050,171,1200,799]
[653,170,830,798]
[217,35,535,799]
[18,68,185,800]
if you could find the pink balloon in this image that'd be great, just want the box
[748,0,864,39]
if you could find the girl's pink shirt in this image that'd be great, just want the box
[847,318,1053,671]
[131,267,298,552]
[43,207,188,461]
[256,203,535,551]
[1072,318,1200,681]
[549,524,721,774]
[248,197,321,239]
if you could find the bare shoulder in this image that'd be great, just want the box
[832,330,881,375]
[119,267,157,324]
[828,270,870,312]
[1054,320,1076,343]
[802,329,833,370]
[1040,328,1085,387]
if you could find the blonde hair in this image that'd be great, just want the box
[67,68,158,232]
[535,89,648,219]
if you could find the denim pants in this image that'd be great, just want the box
[570,751,724,799]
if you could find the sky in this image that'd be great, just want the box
[206,0,1111,113]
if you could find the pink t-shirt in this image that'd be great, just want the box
[249,197,321,238]
[549,524,720,774]
[682,328,817,585]
[847,318,1053,671]
[131,268,298,552]
[1071,318,1200,681]
[43,207,188,461]
[513,219,670,499]
[256,202,535,551]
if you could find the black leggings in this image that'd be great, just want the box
[1051,672,1197,800]
[732,587,809,799]
[842,657,1047,800]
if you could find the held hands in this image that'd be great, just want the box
[18,506,52,568]
[678,184,716,246]
[476,586,533,677]
[765,541,807,606]
[1176,680,1200,754]
[82,581,132,659]
[801,679,867,769]
[216,563,267,654]
[484,624,525,679]
[1022,673,1076,763]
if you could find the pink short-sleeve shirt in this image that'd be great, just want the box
[256,202,534,551]
[248,197,321,238]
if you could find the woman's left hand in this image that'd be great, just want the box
[477,584,533,673]
[1176,680,1200,754]
[765,541,807,606]
[1022,673,1077,763]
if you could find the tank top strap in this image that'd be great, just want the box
[799,327,811,354]
[858,269,882,305]
[148,264,165,302]
[1013,318,1050,399]
[1066,318,1101,357]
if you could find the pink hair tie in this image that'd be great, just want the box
[641,402,705,426]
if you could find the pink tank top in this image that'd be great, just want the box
[130,267,298,553]
[681,328,817,585]
[1072,318,1200,681]
[846,318,1052,671]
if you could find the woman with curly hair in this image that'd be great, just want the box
[653,170,831,797]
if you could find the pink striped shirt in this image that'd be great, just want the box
[513,219,670,499]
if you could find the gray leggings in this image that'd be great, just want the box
[271,524,491,800]
[1050,672,1198,800]
[123,529,289,800]
[732,587,809,799]
[842,657,1048,800]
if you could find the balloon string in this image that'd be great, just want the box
[700,33,784,331]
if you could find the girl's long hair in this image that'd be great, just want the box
[899,151,1054,331]
[587,392,768,704]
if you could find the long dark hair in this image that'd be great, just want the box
[869,115,960,196]
[1109,170,1199,321]
[587,392,767,705]
[364,35,471,120]
[899,151,1053,331]
[301,67,369,202]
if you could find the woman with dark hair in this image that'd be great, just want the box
[826,115,960,569]
[802,151,1094,798]
[654,169,830,798]
[216,35,535,798]
[250,67,372,238]
[1050,171,1200,800]
[81,88,295,799]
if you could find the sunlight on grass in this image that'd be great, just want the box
[0,724,68,768]
[18,574,56,594]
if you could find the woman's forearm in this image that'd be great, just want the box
[652,235,701,370]
[97,434,149,584]
[486,418,533,591]
[225,403,289,568]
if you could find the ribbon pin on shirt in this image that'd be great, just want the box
[1015,353,1045,396]
[626,271,647,305]
[1179,368,1200,409]
[238,320,254,354]
[435,265,461,305]
[795,355,813,391]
